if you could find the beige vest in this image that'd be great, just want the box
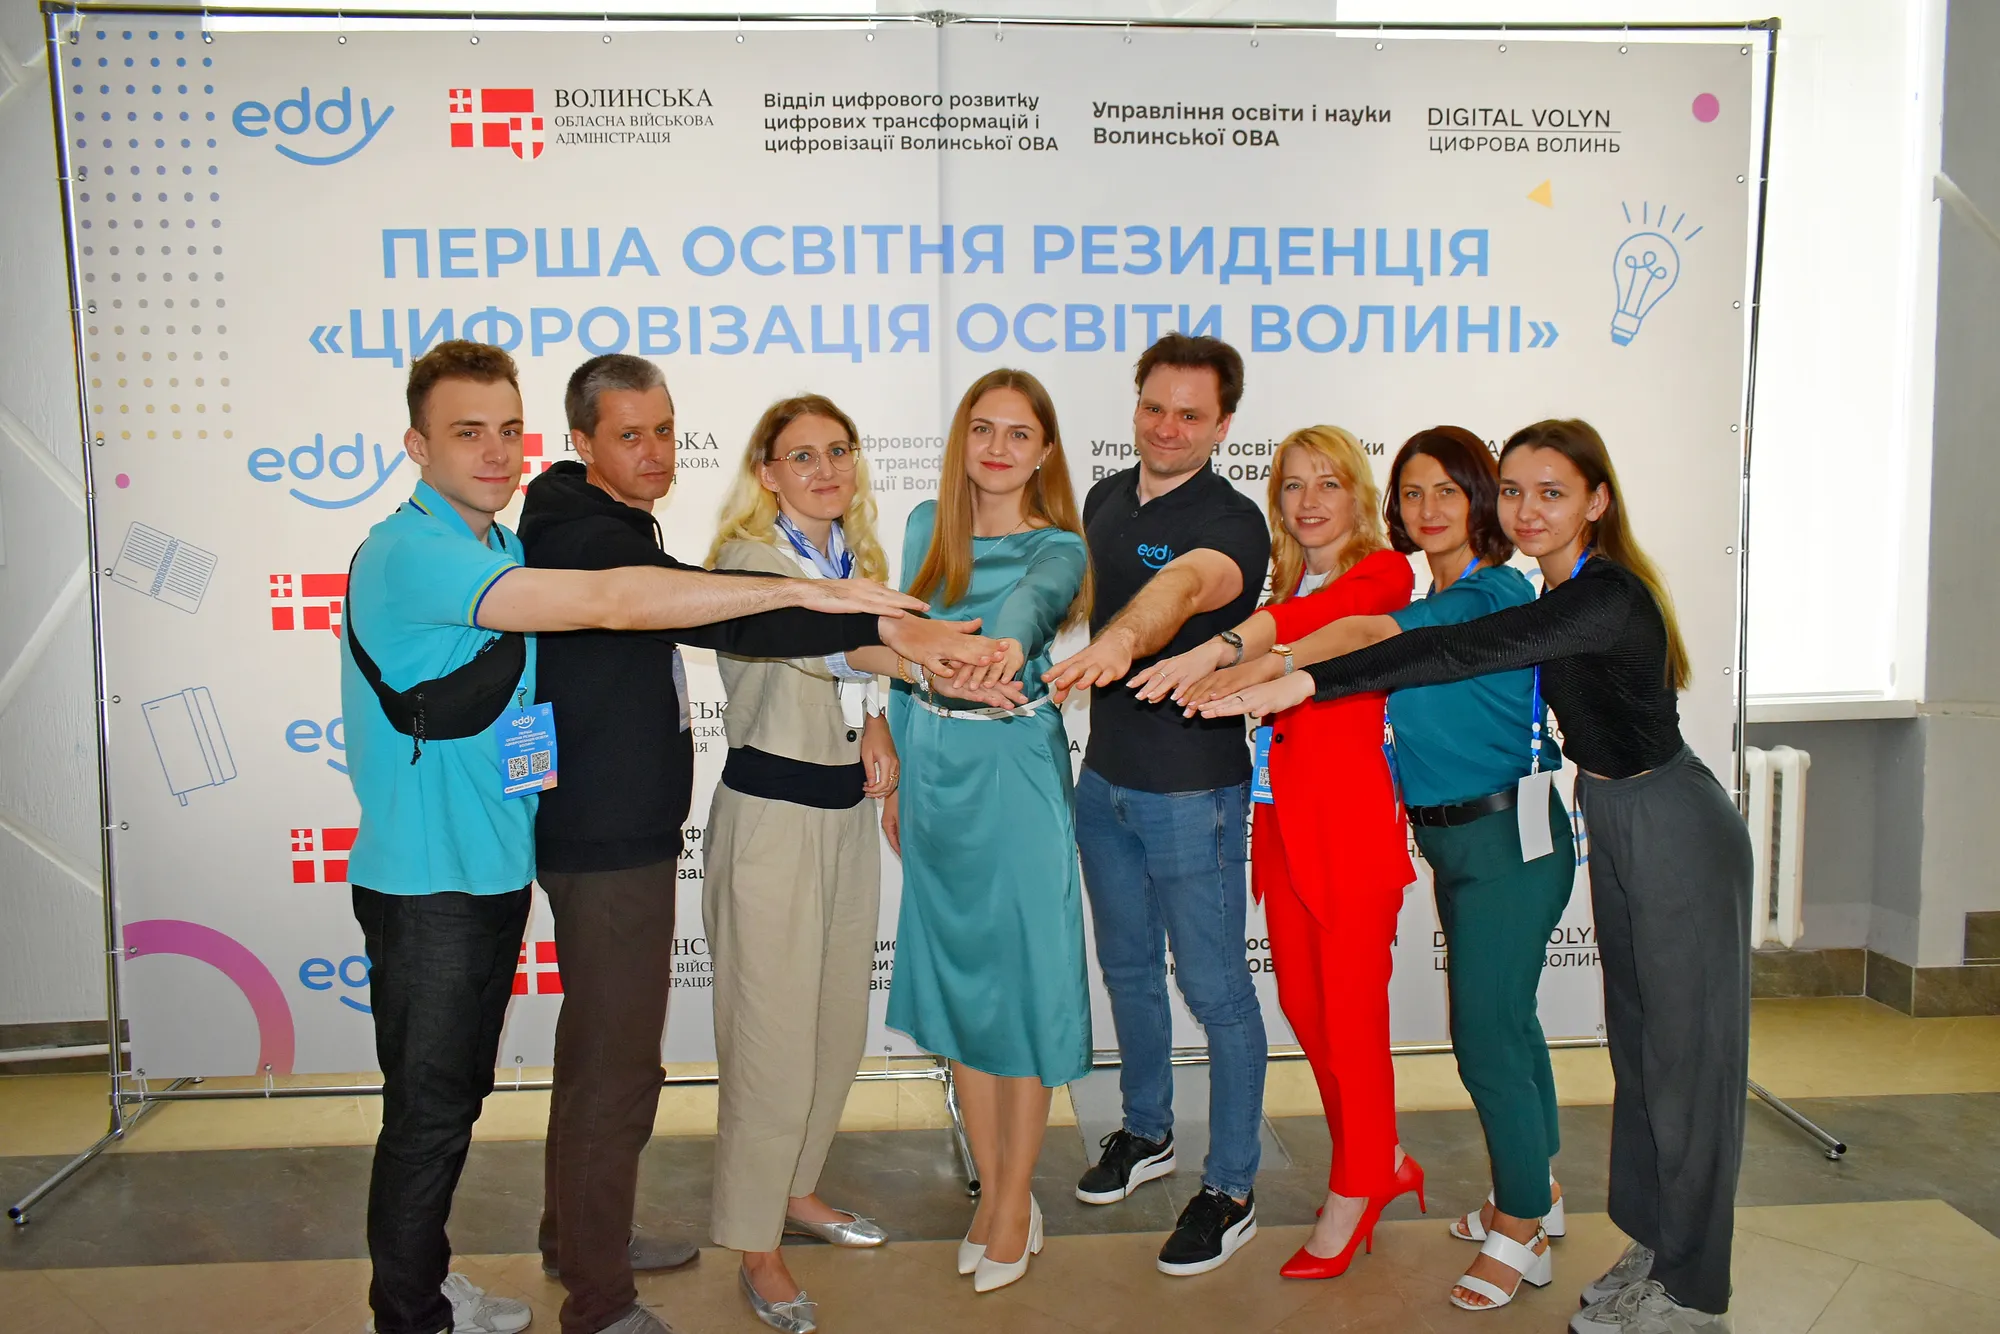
[712,537,869,767]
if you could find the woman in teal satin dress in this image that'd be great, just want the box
[883,368,1092,1294]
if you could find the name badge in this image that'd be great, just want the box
[497,701,559,799]
[1251,726,1274,805]
[1517,769,1556,861]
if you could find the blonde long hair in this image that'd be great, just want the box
[1265,425,1388,604]
[707,394,888,582]
[1500,418,1691,690]
[908,368,1092,629]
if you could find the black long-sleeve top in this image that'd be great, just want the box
[519,461,878,871]
[1306,557,1682,779]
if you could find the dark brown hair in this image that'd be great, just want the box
[1384,425,1514,566]
[1500,418,1690,691]
[1133,333,1245,417]
[406,339,519,433]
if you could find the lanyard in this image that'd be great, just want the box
[776,513,852,580]
[1427,554,1481,598]
[1530,547,1591,774]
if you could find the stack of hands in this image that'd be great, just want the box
[799,577,1316,720]
[796,576,1030,709]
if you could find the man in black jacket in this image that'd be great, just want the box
[520,355,992,1334]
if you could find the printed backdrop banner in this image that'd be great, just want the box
[57,14,1757,1076]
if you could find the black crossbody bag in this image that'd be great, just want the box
[345,545,526,764]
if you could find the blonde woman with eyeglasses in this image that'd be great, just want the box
[702,394,904,1334]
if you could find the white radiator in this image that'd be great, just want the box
[1744,746,1811,948]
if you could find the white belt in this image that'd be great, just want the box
[910,693,1055,722]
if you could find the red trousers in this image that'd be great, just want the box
[1257,813,1404,1198]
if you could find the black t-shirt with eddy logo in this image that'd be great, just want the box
[1082,463,1270,793]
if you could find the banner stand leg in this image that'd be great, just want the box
[940,1062,979,1197]
[1748,1079,1846,1160]
[9,1075,195,1225]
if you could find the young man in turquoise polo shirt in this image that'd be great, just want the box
[345,341,994,1334]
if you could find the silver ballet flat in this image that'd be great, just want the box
[783,1207,887,1248]
[739,1267,818,1334]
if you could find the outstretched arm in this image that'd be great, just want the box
[1199,569,1638,715]
[476,564,926,633]
[1044,549,1243,702]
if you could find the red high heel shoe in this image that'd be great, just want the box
[1284,1155,1427,1280]
[1389,1153,1427,1214]
[1280,1198,1382,1279]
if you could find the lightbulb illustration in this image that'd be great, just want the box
[1609,202,1701,346]
[1610,233,1679,345]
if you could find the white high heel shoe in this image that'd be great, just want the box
[1450,1177,1565,1241]
[972,1195,1043,1293]
[1448,1226,1552,1312]
[957,1224,985,1276]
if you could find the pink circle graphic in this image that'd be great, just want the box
[123,918,297,1074]
[1693,93,1720,123]
[114,473,130,488]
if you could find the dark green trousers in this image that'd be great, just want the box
[1415,788,1575,1220]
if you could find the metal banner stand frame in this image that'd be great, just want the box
[13,6,1840,1231]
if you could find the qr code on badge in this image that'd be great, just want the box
[530,750,551,775]
[507,755,531,780]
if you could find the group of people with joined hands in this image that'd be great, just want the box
[343,330,1749,1334]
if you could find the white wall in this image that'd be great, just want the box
[1333,4,1945,703]
[0,0,110,1027]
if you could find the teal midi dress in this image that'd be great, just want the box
[884,501,1093,1087]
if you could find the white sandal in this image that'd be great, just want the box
[1450,1178,1565,1241]
[1448,1226,1552,1312]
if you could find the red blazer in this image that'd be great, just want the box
[1253,548,1416,922]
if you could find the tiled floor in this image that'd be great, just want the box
[3,999,1997,1332]
[3,1202,1997,1334]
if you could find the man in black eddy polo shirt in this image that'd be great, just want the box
[1044,333,1271,1278]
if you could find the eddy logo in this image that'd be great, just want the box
[232,87,394,166]
[1137,541,1175,570]
[247,433,405,510]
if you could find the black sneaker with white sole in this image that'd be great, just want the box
[1156,1186,1257,1276]
[1075,1128,1177,1204]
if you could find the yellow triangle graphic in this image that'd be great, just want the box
[1528,179,1554,208]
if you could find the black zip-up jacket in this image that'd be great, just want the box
[518,460,878,872]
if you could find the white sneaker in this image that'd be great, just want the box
[1571,1279,1729,1333]
[367,1274,532,1334]
[443,1274,532,1334]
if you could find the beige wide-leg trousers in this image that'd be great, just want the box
[703,786,881,1252]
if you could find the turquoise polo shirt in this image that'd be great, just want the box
[340,481,537,895]
[1386,563,1559,808]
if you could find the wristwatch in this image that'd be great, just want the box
[1270,643,1296,675]
[1218,629,1245,666]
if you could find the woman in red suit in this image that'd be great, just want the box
[1131,424,1421,1279]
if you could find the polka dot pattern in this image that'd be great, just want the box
[69,22,230,447]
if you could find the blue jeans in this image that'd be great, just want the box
[1075,767,1265,1199]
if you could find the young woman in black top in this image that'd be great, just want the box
[1202,420,1749,1334]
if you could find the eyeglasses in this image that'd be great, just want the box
[771,443,860,477]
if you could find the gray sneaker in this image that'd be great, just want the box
[1571,1279,1730,1333]
[542,1235,700,1279]
[593,1306,677,1334]
[1580,1240,1656,1306]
